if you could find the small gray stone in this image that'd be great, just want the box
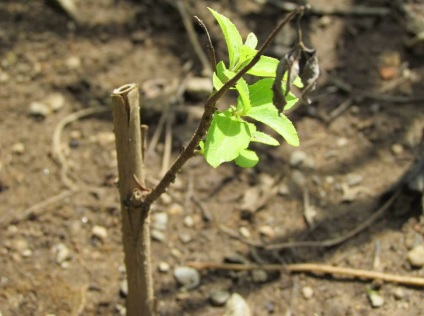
[210,290,230,306]
[92,225,108,240]
[151,229,165,242]
[29,101,50,117]
[179,233,192,244]
[185,77,213,100]
[152,212,168,231]
[224,293,251,316]
[368,291,384,308]
[346,173,363,187]
[302,286,314,299]
[407,245,424,267]
[11,143,25,155]
[337,137,348,147]
[120,279,128,297]
[393,287,405,300]
[291,170,306,187]
[251,269,267,283]
[45,93,65,112]
[174,266,200,290]
[239,227,250,238]
[158,261,170,273]
[54,243,71,264]
[289,150,307,167]
[183,215,194,228]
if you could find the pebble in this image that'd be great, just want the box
[259,225,275,238]
[45,93,65,112]
[251,269,267,283]
[160,193,172,205]
[210,290,231,306]
[336,137,348,147]
[185,77,213,100]
[289,150,307,167]
[115,304,126,316]
[53,243,71,264]
[391,144,404,155]
[29,101,50,117]
[407,245,424,267]
[167,203,183,215]
[94,132,115,146]
[151,229,165,242]
[120,279,128,297]
[12,238,31,257]
[11,143,25,155]
[183,215,194,228]
[65,56,81,70]
[92,225,108,240]
[224,293,251,316]
[368,291,384,308]
[174,266,200,290]
[179,233,192,244]
[393,287,405,300]
[291,170,306,187]
[158,261,170,273]
[239,226,250,238]
[346,173,363,187]
[302,286,314,299]
[152,212,168,231]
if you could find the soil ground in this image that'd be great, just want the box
[1,0,424,315]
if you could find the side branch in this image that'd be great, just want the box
[144,6,305,205]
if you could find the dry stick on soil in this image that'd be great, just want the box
[176,0,212,76]
[187,261,424,287]
[52,106,111,190]
[219,187,401,250]
[143,6,305,206]
[111,83,154,316]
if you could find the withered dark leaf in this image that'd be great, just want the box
[272,48,299,112]
[299,50,319,104]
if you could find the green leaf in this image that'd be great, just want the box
[204,111,252,167]
[209,8,243,70]
[234,77,250,113]
[247,55,304,88]
[245,32,258,49]
[251,131,279,146]
[213,61,227,90]
[244,79,299,146]
[234,45,257,71]
[235,149,259,168]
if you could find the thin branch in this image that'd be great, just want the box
[187,261,424,287]
[195,16,217,72]
[144,6,305,205]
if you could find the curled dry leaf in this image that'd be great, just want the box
[299,49,319,104]
[272,48,299,112]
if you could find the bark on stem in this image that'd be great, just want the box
[111,83,154,316]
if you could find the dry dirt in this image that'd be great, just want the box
[1,0,424,315]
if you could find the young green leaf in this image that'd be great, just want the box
[213,61,228,90]
[245,79,299,146]
[208,8,243,70]
[235,149,259,168]
[251,131,279,146]
[244,32,258,49]
[234,77,250,114]
[204,111,253,167]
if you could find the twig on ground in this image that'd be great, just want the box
[160,108,175,176]
[266,188,401,250]
[0,190,75,227]
[325,97,353,123]
[191,195,213,222]
[220,188,401,251]
[187,260,424,287]
[52,106,110,190]
[175,0,212,76]
[324,72,424,104]
[266,1,390,16]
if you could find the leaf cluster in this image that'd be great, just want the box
[200,8,317,168]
